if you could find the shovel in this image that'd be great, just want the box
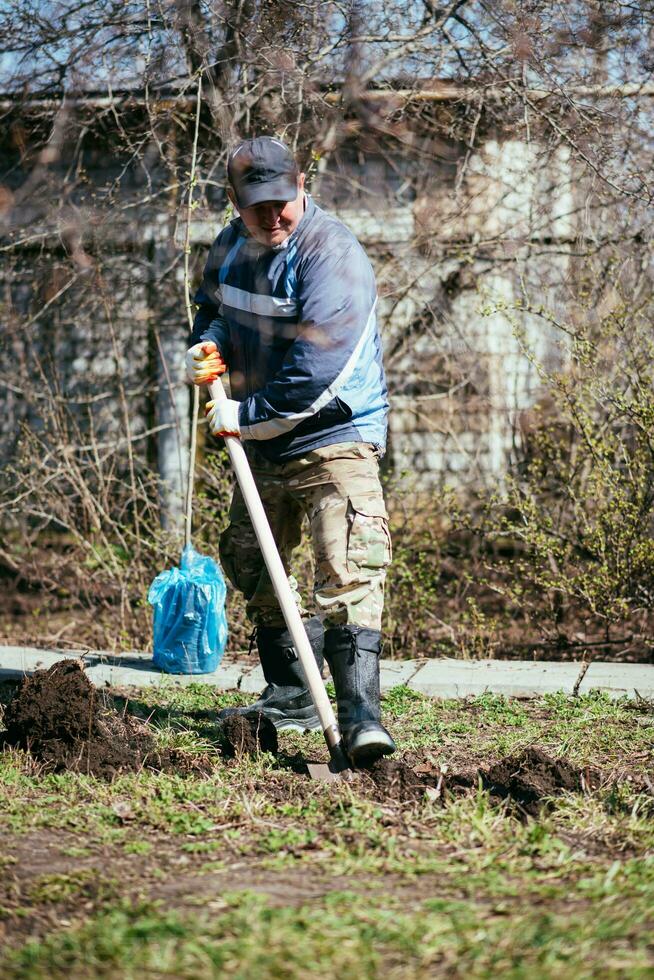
[208,378,351,780]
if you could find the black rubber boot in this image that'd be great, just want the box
[323,625,396,766]
[218,616,324,732]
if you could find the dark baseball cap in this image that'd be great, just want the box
[227,137,299,209]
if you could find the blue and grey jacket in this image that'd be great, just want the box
[191,196,388,463]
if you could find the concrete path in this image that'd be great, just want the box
[0,645,653,700]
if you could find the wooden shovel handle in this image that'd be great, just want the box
[208,379,343,757]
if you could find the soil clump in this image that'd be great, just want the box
[482,746,598,816]
[361,746,597,813]
[220,713,278,757]
[1,660,170,778]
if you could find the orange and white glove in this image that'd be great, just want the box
[185,341,227,386]
[205,398,241,438]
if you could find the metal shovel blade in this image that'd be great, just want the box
[306,760,353,782]
[306,741,352,782]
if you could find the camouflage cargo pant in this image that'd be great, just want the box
[219,442,392,630]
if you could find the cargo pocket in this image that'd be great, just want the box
[346,493,392,572]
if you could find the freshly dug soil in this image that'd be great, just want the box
[482,746,599,816]
[1,660,277,777]
[4,659,102,742]
[362,747,597,813]
[363,758,429,803]
[220,713,278,757]
[0,663,599,811]
[2,660,168,778]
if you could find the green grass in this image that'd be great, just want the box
[5,876,654,979]
[27,870,117,905]
[0,685,653,977]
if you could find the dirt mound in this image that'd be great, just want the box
[2,660,167,778]
[220,713,278,757]
[361,755,473,804]
[482,746,598,816]
[360,747,596,813]
[4,659,99,742]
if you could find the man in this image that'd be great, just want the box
[185,136,395,765]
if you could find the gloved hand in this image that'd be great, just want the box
[185,341,227,386]
[206,398,242,438]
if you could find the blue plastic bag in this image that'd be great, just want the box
[147,545,228,674]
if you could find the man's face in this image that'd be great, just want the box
[229,174,306,247]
